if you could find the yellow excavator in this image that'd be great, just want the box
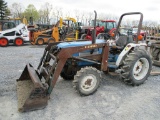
[8,17,28,26]
[62,17,79,40]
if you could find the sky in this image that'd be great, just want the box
[5,0,160,22]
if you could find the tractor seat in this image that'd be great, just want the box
[116,36,128,47]
[112,35,134,50]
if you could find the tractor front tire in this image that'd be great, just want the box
[73,67,101,96]
[120,49,152,86]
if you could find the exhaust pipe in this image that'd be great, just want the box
[92,10,97,44]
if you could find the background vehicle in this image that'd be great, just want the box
[0,23,29,47]
[132,27,147,40]
[7,17,26,26]
[119,27,132,35]
[29,21,60,45]
[0,17,29,31]
[60,17,80,40]
[81,19,116,40]
[16,11,152,112]
[35,24,53,31]
[29,17,81,45]
[0,21,16,31]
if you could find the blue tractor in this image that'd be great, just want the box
[16,11,152,112]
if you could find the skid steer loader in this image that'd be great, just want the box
[29,19,62,45]
[16,11,152,112]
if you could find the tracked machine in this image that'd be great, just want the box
[16,11,152,112]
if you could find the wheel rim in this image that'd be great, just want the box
[133,58,149,80]
[37,39,43,45]
[81,74,97,91]
[1,38,8,46]
[15,38,23,46]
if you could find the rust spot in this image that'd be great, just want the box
[85,79,92,86]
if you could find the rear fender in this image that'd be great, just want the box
[116,43,147,67]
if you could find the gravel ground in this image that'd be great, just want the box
[0,44,160,120]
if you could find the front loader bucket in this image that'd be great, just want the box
[16,63,48,112]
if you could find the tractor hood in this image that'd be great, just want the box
[57,39,106,49]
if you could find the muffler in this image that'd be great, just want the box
[16,63,49,112]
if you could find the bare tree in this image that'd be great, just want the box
[88,12,93,25]
[38,9,44,24]
[79,11,85,24]
[143,20,152,27]
[74,9,80,22]
[39,2,52,24]
[52,6,63,23]
[10,2,24,18]
[125,19,132,27]
[99,13,106,20]
[131,20,139,27]
[83,12,89,25]
[105,14,112,20]
[63,9,71,18]
[150,21,158,27]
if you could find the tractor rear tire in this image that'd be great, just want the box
[120,49,152,86]
[0,38,8,47]
[72,67,101,96]
[60,64,77,80]
[14,38,24,46]
[36,38,44,45]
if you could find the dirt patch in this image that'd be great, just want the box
[17,80,34,111]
